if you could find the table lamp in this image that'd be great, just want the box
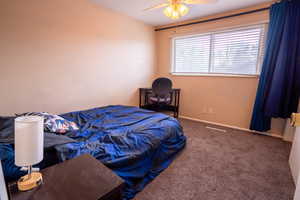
[14,116,44,191]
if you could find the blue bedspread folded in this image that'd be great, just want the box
[56,105,186,199]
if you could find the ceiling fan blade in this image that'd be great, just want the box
[144,3,169,11]
[183,0,217,4]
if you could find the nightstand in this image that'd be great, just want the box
[8,154,125,200]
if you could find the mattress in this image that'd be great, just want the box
[1,105,186,200]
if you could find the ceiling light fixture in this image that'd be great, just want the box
[144,0,217,20]
[163,4,189,19]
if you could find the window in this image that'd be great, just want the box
[172,24,266,76]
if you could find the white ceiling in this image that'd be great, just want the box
[92,0,271,26]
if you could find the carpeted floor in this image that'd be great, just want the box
[135,119,295,200]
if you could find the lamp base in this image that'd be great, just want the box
[17,172,43,191]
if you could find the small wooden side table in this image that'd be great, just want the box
[8,154,125,200]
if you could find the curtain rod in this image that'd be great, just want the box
[155,7,270,32]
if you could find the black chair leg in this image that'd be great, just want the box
[174,109,178,118]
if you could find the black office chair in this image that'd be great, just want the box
[148,78,173,105]
[139,77,180,118]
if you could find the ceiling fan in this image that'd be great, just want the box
[144,0,218,20]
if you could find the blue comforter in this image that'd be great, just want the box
[0,105,186,199]
[56,105,186,199]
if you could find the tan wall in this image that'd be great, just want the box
[155,5,285,135]
[0,1,285,135]
[0,0,156,115]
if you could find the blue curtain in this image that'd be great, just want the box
[250,0,300,132]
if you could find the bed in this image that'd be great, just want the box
[0,105,186,200]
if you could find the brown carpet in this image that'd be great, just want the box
[135,119,295,200]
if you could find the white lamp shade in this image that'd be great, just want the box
[15,116,44,167]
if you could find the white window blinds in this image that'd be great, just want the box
[174,35,211,73]
[172,24,266,75]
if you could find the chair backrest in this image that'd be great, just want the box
[152,78,172,97]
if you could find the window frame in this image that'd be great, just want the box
[170,24,268,77]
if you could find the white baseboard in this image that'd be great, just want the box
[179,115,283,139]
